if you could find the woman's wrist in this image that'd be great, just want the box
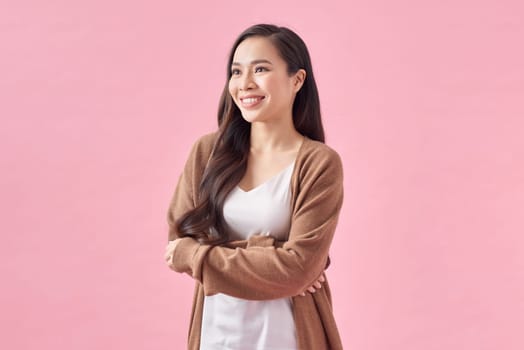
[171,237,197,270]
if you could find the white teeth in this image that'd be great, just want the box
[242,97,262,104]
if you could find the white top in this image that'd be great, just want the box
[200,161,297,350]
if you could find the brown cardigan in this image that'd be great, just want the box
[167,131,344,349]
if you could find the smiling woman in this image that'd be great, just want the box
[165,24,344,350]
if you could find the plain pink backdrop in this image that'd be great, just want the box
[1,0,523,349]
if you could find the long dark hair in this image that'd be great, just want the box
[175,24,325,244]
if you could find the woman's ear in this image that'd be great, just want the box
[293,69,306,93]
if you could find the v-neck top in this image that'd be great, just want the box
[199,160,297,350]
[226,160,295,240]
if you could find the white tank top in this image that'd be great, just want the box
[199,161,297,350]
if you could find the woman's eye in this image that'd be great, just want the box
[255,67,267,73]
[231,69,241,75]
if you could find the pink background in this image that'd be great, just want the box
[1,0,523,349]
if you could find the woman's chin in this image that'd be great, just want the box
[240,111,262,124]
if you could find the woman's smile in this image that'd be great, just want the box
[240,95,266,108]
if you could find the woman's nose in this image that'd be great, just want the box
[239,72,256,91]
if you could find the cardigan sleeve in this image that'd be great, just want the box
[166,134,214,272]
[169,144,344,301]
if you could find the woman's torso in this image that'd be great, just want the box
[199,160,297,350]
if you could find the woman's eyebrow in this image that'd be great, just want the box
[231,59,273,66]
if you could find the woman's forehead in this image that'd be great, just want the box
[232,37,281,65]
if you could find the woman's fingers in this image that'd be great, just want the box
[164,240,178,266]
[164,246,173,261]
[296,273,327,296]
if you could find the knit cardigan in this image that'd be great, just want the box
[167,131,344,349]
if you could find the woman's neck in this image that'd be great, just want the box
[249,117,303,154]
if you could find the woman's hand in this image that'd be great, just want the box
[296,272,325,297]
[164,239,181,270]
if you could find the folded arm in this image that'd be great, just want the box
[167,137,343,300]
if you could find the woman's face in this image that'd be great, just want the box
[228,36,305,124]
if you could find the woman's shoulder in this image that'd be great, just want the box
[179,131,219,171]
[187,131,219,157]
[300,137,342,166]
[293,137,344,199]
[192,130,219,148]
[294,137,344,184]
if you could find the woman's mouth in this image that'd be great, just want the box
[240,96,265,108]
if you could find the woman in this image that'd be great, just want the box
[164,24,344,350]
